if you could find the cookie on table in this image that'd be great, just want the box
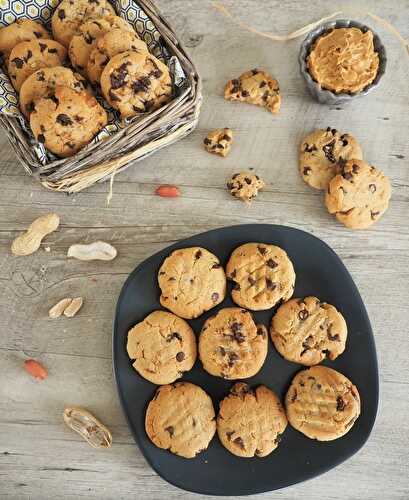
[20,67,92,118]
[68,15,134,75]
[325,159,391,229]
[217,383,287,457]
[204,128,233,157]
[0,19,50,61]
[300,127,363,190]
[101,50,172,118]
[158,247,226,320]
[198,307,268,379]
[225,68,281,114]
[227,172,265,204]
[145,382,216,458]
[226,243,295,311]
[30,85,107,157]
[87,29,148,85]
[52,0,116,47]
[270,296,347,366]
[126,310,197,385]
[285,366,361,441]
[8,39,67,91]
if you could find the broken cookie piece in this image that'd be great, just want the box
[227,172,265,204]
[204,128,233,157]
[224,69,281,114]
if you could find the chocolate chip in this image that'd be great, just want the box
[110,62,130,89]
[251,68,259,75]
[266,259,277,268]
[132,76,151,93]
[342,171,353,181]
[369,183,376,193]
[226,431,234,441]
[336,396,345,411]
[24,50,32,62]
[149,68,163,78]
[204,138,211,145]
[211,292,219,302]
[220,346,226,356]
[257,326,266,338]
[274,433,282,444]
[291,389,297,402]
[11,57,24,69]
[326,126,331,132]
[266,278,276,290]
[56,114,73,126]
[58,9,66,20]
[233,282,240,291]
[34,31,42,38]
[255,448,262,456]
[39,43,47,52]
[259,80,267,88]
[303,166,312,175]
[48,48,58,54]
[47,94,59,105]
[332,128,337,135]
[84,33,95,45]
[165,426,174,437]
[327,329,340,341]
[257,245,267,255]
[248,276,256,286]
[109,89,121,102]
[352,164,360,174]
[211,263,221,269]
[195,250,202,259]
[241,90,249,97]
[323,139,336,163]
[262,90,269,101]
[342,139,348,146]
[167,332,182,342]
[176,352,185,362]
[228,352,239,366]
[37,134,46,144]
[371,211,380,220]
[230,269,237,279]
[233,437,245,449]
[222,134,231,141]
[298,310,309,320]
[26,101,35,114]
[244,177,252,184]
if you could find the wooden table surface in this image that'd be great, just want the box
[1,1,409,499]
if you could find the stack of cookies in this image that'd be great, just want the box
[127,242,361,459]
[299,127,392,229]
[0,0,173,157]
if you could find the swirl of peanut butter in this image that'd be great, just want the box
[307,28,380,94]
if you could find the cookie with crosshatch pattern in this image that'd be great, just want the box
[226,242,295,310]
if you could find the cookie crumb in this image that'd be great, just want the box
[227,172,265,204]
[204,128,233,157]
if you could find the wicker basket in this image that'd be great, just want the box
[0,0,201,193]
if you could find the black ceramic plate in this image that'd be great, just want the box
[113,224,378,496]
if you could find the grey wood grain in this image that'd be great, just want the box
[1,0,409,498]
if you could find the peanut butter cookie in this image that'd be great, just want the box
[271,296,347,365]
[217,383,287,457]
[127,310,197,385]
[145,382,216,458]
[198,307,268,379]
[226,243,295,311]
[158,247,226,319]
[285,366,361,440]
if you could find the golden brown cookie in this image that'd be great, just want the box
[270,296,347,366]
[225,68,281,114]
[300,127,363,190]
[217,383,287,457]
[8,39,67,91]
[158,247,226,320]
[226,243,295,311]
[0,19,50,61]
[198,307,268,379]
[51,0,116,47]
[126,310,197,385]
[87,29,148,85]
[285,366,361,441]
[68,15,133,75]
[30,85,107,157]
[145,382,216,458]
[20,67,91,118]
[101,50,172,119]
[308,28,379,94]
[325,159,392,229]
[227,172,265,204]
[204,128,233,157]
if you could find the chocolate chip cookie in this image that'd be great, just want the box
[300,127,363,190]
[145,382,216,458]
[0,19,50,61]
[227,172,265,204]
[198,307,268,379]
[51,0,116,47]
[8,39,67,91]
[158,247,226,319]
[271,296,347,366]
[217,383,287,457]
[226,243,295,311]
[225,68,281,114]
[30,85,107,157]
[285,366,361,441]
[127,310,197,385]
[20,67,91,118]
[204,128,233,157]
[325,159,392,229]
[68,15,133,75]
[87,29,148,85]
[101,50,172,118]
